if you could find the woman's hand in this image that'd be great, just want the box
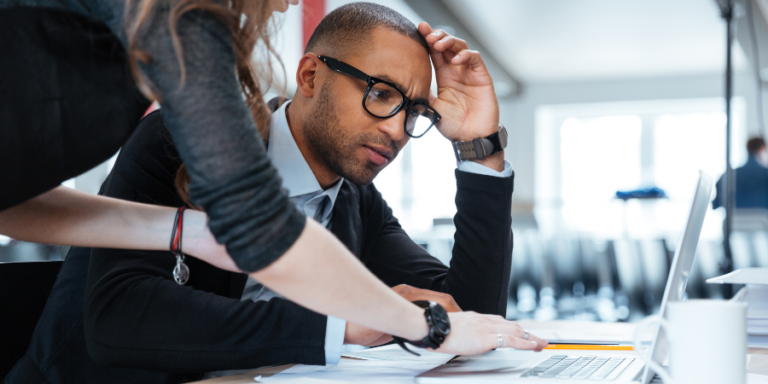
[345,285,462,346]
[435,312,548,355]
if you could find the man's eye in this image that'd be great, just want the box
[371,90,390,100]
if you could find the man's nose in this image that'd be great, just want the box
[378,110,405,141]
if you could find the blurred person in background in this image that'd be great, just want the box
[713,136,768,209]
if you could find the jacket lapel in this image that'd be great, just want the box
[330,180,362,259]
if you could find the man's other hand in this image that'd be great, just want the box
[390,284,461,312]
[418,22,499,144]
[344,285,461,346]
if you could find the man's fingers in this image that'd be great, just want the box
[434,36,469,55]
[418,21,433,38]
[391,284,462,312]
[451,50,487,72]
[436,297,461,312]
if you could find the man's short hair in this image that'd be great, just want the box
[747,136,766,156]
[304,2,429,60]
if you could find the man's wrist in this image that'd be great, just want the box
[470,151,505,172]
[451,123,499,143]
[452,124,507,164]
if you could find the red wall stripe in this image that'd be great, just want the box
[302,0,326,50]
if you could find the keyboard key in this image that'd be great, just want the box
[556,357,595,378]
[571,358,610,380]
[589,358,625,380]
[520,356,567,377]
[605,358,635,381]
[539,358,580,378]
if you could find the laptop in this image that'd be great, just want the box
[416,171,714,384]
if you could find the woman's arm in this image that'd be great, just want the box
[0,187,238,272]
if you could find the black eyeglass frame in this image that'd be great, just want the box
[316,55,441,138]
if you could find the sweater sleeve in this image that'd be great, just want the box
[127,3,305,272]
[83,112,327,372]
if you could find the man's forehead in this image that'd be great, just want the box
[347,28,432,101]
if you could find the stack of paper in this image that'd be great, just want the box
[709,268,768,348]
[733,284,768,348]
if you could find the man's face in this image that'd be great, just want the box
[758,147,768,167]
[303,28,432,185]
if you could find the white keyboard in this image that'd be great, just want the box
[521,355,636,380]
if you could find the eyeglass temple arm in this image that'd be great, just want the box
[316,55,370,83]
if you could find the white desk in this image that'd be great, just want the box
[193,320,768,383]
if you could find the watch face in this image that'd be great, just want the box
[498,126,508,149]
[430,304,451,335]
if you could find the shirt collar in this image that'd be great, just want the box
[267,101,344,203]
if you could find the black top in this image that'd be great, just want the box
[0,1,304,272]
[5,110,515,384]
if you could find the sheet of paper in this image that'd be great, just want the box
[342,344,454,363]
[261,345,455,384]
[707,268,768,285]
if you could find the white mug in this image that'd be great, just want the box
[633,300,747,384]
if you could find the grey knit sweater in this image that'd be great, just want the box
[0,0,306,272]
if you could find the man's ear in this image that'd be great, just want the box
[296,54,320,99]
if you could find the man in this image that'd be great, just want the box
[7,3,536,384]
[713,137,768,209]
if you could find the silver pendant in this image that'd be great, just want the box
[173,255,190,285]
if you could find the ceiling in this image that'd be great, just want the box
[442,0,748,82]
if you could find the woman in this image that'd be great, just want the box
[0,0,540,364]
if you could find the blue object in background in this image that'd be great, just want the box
[616,187,667,201]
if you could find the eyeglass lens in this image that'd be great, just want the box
[406,104,438,137]
[364,82,437,137]
[365,82,403,116]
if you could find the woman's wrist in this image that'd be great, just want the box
[401,303,430,341]
[179,209,240,272]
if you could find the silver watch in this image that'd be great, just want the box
[452,123,508,161]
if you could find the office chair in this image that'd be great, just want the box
[0,260,63,378]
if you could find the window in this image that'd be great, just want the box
[537,98,746,240]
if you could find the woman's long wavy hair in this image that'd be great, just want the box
[125,0,282,207]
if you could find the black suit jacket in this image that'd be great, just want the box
[6,110,514,384]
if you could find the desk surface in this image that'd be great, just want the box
[194,320,768,383]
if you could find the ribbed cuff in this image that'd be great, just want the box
[229,208,307,273]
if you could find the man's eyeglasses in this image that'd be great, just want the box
[316,55,440,138]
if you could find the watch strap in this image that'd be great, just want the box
[392,301,448,357]
[452,138,495,162]
[453,124,508,161]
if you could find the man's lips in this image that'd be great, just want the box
[363,145,393,166]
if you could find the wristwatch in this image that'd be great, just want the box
[452,123,508,161]
[392,301,451,356]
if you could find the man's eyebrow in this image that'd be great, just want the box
[374,74,429,104]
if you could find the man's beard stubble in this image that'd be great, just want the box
[303,81,399,185]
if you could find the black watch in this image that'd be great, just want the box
[452,123,508,161]
[392,301,451,356]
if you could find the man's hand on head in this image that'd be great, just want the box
[419,22,499,142]
[419,22,505,172]
[343,285,462,346]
